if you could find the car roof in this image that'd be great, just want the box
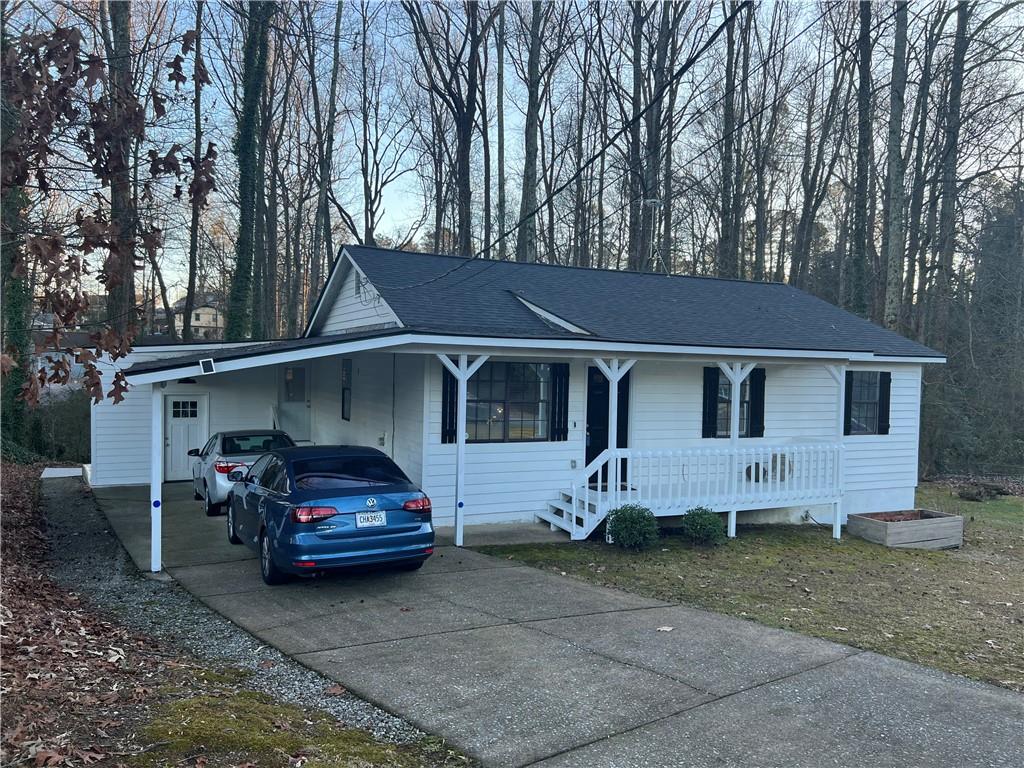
[273,445,389,460]
[216,429,292,438]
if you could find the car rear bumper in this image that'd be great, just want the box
[208,472,234,504]
[279,526,435,574]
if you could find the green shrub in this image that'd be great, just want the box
[606,504,660,550]
[677,506,727,546]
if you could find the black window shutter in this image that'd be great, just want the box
[843,371,854,436]
[548,363,570,441]
[441,368,457,444]
[877,371,892,435]
[748,368,766,438]
[702,367,719,438]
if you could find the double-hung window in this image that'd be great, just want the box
[844,371,892,435]
[702,367,766,439]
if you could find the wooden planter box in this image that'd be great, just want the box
[847,509,963,550]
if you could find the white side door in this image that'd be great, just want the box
[278,364,311,442]
[164,395,209,481]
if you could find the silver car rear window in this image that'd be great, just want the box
[221,434,294,454]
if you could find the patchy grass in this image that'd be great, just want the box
[479,482,1023,691]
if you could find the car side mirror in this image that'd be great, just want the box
[227,470,245,482]
[187,448,201,457]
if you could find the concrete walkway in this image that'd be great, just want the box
[95,482,1023,768]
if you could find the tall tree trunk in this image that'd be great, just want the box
[496,2,507,260]
[183,0,204,342]
[882,2,908,329]
[105,0,137,333]
[639,3,672,272]
[626,1,644,271]
[515,0,543,263]
[845,0,872,316]
[931,1,970,350]
[716,1,739,278]
[226,0,273,341]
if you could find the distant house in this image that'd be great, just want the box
[88,246,944,572]
[172,294,226,340]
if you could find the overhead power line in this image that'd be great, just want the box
[373,0,754,291]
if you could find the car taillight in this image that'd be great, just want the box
[291,506,337,524]
[402,495,432,514]
[214,461,242,474]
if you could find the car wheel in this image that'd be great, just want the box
[203,483,221,516]
[396,559,425,572]
[259,530,287,585]
[226,500,242,545]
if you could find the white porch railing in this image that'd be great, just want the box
[552,443,842,540]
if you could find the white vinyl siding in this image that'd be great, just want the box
[319,265,400,335]
[308,353,424,485]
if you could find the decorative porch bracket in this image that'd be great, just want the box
[436,353,490,547]
[591,358,637,541]
[717,361,756,538]
[825,364,848,540]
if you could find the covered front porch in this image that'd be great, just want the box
[116,332,911,573]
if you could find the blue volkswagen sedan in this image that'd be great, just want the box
[226,446,434,585]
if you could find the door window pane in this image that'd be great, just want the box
[171,400,198,419]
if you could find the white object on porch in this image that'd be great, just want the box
[540,442,843,540]
[436,352,490,547]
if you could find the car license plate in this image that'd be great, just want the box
[356,511,387,528]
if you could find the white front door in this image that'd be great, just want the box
[278,364,311,441]
[164,395,209,481]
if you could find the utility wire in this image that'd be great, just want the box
[372,0,754,291]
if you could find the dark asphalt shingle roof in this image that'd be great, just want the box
[344,245,941,358]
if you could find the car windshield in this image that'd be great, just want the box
[292,456,410,490]
[221,433,294,455]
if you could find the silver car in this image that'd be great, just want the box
[189,430,295,515]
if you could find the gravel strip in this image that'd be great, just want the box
[42,477,424,745]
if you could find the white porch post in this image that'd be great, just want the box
[437,353,489,547]
[150,384,163,572]
[718,362,755,538]
[826,364,847,539]
[592,358,636,516]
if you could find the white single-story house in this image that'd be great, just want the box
[89,245,944,571]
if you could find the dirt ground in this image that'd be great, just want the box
[481,482,1024,691]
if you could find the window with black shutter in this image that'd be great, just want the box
[844,371,891,435]
[702,366,765,438]
[441,367,458,444]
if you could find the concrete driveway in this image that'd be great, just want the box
[97,483,1023,768]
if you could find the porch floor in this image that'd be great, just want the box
[81,478,1023,767]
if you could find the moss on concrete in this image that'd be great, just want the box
[135,690,425,768]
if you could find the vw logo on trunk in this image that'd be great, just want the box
[365,497,377,509]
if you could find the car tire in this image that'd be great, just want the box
[226,500,242,545]
[259,530,287,585]
[203,483,221,516]
[396,559,425,572]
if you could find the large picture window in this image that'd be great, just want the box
[467,362,551,442]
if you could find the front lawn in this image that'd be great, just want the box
[479,482,1023,691]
